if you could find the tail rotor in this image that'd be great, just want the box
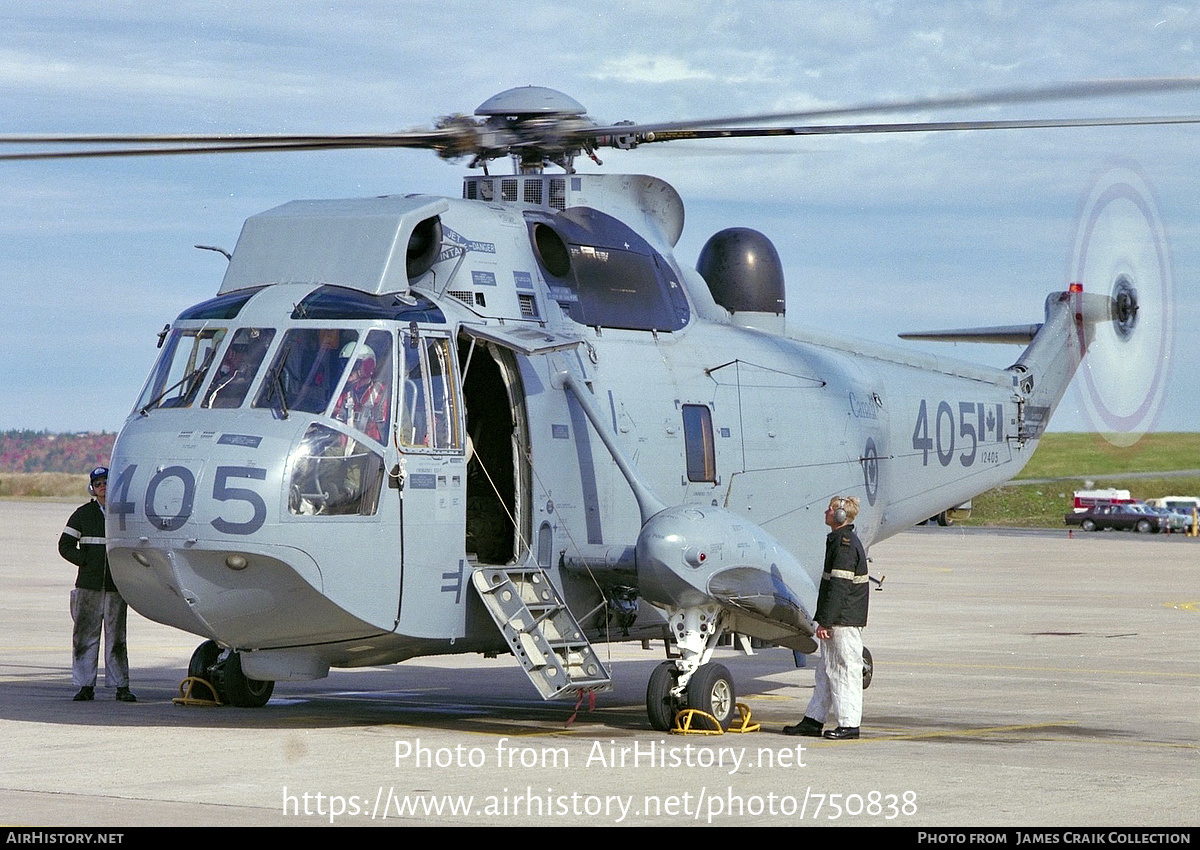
[1070,164,1174,447]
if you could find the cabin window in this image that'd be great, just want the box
[201,328,276,409]
[682,404,716,483]
[399,335,461,451]
[135,327,226,413]
[287,423,384,517]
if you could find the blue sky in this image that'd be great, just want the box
[2,1,1197,439]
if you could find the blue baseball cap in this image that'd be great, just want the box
[89,466,109,485]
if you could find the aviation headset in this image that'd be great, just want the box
[87,466,108,497]
[829,496,858,526]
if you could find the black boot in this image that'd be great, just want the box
[115,687,137,703]
[823,726,860,740]
[72,686,94,701]
[783,716,823,736]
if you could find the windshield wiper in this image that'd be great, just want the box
[263,345,292,420]
[139,347,216,416]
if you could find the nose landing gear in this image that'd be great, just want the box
[185,639,275,708]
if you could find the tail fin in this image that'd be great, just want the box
[902,284,1125,442]
[1007,286,1118,441]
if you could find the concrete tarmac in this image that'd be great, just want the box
[1,499,1197,827]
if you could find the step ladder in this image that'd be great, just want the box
[472,564,612,699]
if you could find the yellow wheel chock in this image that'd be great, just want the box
[671,702,760,734]
[172,675,222,707]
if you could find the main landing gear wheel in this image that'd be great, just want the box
[646,661,682,732]
[684,663,737,730]
[862,646,874,690]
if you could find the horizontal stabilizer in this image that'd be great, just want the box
[899,323,1042,344]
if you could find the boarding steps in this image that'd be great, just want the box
[472,563,612,699]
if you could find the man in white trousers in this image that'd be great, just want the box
[784,495,868,739]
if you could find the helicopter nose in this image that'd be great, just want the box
[103,417,322,643]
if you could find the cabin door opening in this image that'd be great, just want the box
[459,338,529,565]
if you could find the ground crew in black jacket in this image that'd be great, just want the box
[57,467,135,702]
[784,495,868,739]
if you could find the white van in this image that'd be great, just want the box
[1146,496,1200,514]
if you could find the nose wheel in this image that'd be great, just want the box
[686,662,736,728]
[186,639,275,708]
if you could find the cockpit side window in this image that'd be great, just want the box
[135,327,226,413]
[253,328,358,416]
[399,334,461,451]
[287,423,384,517]
[201,328,276,409]
[330,329,393,445]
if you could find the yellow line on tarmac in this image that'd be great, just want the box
[858,721,1197,750]
[884,659,1200,678]
[807,721,1078,744]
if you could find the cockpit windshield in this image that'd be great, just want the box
[252,328,358,416]
[250,327,393,446]
[135,328,225,413]
[135,323,399,449]
[201,328,275,409]
[329,330,393,444]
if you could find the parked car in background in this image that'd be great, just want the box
[1131,503,1189,533]
[1064,503,1167,533]
[926,500,972,527]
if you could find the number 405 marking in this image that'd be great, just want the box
[110,463,267,535]
[911,399,1005,467]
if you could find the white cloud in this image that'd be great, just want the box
[592,54,717,85]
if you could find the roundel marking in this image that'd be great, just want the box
[861,438,879,506]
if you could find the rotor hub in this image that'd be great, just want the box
[1111,274,1139,340]
[471,87,593,174]
[474,86,587,118]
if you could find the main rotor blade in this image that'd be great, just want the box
[583,76,1200,139]
[0,130,464,162]
[630,114,1200,145]
[3,76,1197,164]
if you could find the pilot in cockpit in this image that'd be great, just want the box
[333,342,389,443]
[204,330,268,409]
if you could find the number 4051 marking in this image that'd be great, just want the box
[911,399,1005,467]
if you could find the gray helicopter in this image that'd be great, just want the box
[3,81,1192,727]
